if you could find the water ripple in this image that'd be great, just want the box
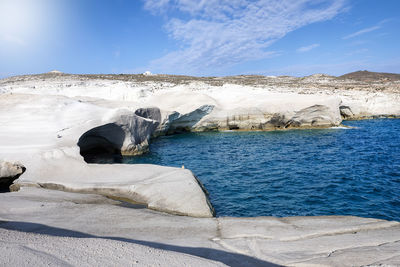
[126,119,400,221]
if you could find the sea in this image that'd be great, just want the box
[125,119,400,221]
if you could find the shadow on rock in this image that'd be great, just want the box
[0,220,281,267]
[77,123,125,163]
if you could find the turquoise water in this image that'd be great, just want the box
[125,119,400,221]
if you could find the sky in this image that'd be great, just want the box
[0,0,399,78]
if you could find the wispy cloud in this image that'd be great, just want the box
[342,18,391,40]
[143,0,347,75]
[297,43,320,53]
[348,40,368,46]
[345,48,368,56]
[342,25,380,40]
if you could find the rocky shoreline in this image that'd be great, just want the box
[1,71,400,266]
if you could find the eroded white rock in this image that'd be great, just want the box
[0,94,213,217]
[0,161,25,178]
[12,159,214,217]
[1,188,399,266]
[287,104,342,127]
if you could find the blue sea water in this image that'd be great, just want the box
[125,119,400,221]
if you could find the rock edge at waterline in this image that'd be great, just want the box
[1,71,399,217]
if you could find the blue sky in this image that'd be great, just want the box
[0,0,399,78]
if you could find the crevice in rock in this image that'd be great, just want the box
[289,239,400,266]
[228,124,240,130]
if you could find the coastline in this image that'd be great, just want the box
[1,72,400,265]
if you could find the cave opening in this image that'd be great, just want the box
[78,123,125,163]
[0,166,26,192]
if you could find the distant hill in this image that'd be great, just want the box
[338,70,400,82]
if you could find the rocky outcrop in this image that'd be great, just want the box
[0,94,214,217]
[193,102,342,131]
[134,107,162,123]
[163,105,215,134]
[340,105,354,119]
[0,161,25,191]
[1,73,400,264]
[286,104,341,128]
[78,113,159,162]
[0,73,398,219]
[11,159,214,217]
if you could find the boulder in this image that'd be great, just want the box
[340,105,354,119]
[135,107,162,122]
[0,161,26,191]
[78,113,159,162]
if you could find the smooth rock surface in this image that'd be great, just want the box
[1,72,399,265]
[0,93,213,217]
[1,188,399,267]
[286,104,341,127]
[12,159,213,217]
[0,73,349,217]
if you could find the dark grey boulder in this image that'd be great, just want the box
[135,107,162,122]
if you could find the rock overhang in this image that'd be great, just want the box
[0,92,347,218]
[1,73,399,219]
[1,73,400,266]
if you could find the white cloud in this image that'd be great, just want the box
[342,18,391,40]
[297,43,320,53]
[342,25,380,40]
[143,0,347,75]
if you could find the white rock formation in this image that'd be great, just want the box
[145,86,343,132]
[0,161,25,179]
[12,160,213,217]
[286,104,341,127]
[1,188,399,266]
[0,93,213,217]
[0,161,25,190]
[0,72,399,265]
